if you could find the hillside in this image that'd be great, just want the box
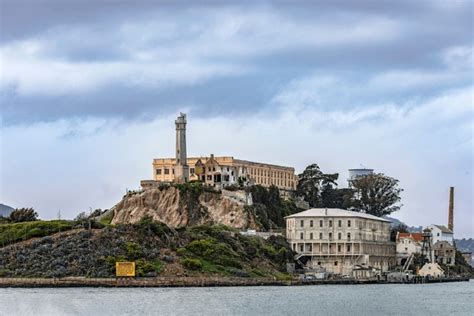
[0,221,293,279]
[108,183,301,230]
[0,204,14,217]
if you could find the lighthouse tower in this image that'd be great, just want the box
[174,113,189,183]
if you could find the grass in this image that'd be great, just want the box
[99,211,114,226]
[0,220,75,246]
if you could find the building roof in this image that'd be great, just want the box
[398,232,423,242]
[429,225,453,234]
[285,208,391,222]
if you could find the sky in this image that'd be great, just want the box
[0,0,472,238]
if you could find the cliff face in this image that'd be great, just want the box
[110,186,258,229]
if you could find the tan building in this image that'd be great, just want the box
[286,208,395,276]
[433,241,456,266]
[151,155,297,193]
[396,232,423,266]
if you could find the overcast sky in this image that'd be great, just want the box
[0,1,472,237]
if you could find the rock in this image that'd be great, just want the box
[110,186,258,229]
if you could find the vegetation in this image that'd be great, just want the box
[349,173,403,217]
[295,164,403,217]
[0,220,75,246]
[8,208,39,223]
[390,224,408,242]
[296,164,351,209]
[245,185,301,229]
[0,220,294,278]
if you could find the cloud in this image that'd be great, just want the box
[1,86,472,236]
[1,1,472,124]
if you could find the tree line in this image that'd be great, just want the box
[296,163,403,217]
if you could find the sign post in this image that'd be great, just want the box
[116,261,136,277]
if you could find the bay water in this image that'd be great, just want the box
[1,282,473,315]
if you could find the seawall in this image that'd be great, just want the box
[0,277,469,288]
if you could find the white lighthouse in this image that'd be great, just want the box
[174,113,189,183]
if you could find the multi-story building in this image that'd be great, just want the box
[427,224,454,245]
[150,155,297,194]
[433,241,456,266]
[396,232,423,266]
[141,113,298,196]
[285,208,395,276]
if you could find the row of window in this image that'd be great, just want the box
[300,219,351,228]
[156,168,173,175]
[296,244,352,253]
[251,176,294,188]
[300,232,352,241]
[249,168,292,179]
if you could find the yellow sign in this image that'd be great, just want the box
[116,261,135,277]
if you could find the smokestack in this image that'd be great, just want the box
[448,187,454,232]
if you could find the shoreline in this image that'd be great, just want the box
[0,276,469,288]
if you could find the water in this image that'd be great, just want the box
[1,282,473,315]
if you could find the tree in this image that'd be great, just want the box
[349,173,403,217]
[390,223,408,242]
[296,164,341,208]
[9,208,39,222]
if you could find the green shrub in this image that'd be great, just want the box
[125,242,143,259]
[99,211,114,226]
[0,220,75,246]
[181,258,203,270]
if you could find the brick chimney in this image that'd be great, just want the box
[448,187,454,232]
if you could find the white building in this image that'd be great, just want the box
[285,208,396,276]
[396,232,423,266]
[427,225,454,245]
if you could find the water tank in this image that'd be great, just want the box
[348,168,374,181]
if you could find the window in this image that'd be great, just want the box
[208,167,211,172]
[437,233,440,236]
[338,220,342,227]
[338,245,342,252]
[310,233,313,240]
[320,220,323,227]
[207,175,212,180]
[348,220,351,227]
[310,220,313,227]
[156,169,162,175]
[190,168,195,174]
[334,261,338,266]
[319,233,323,239]
[329,233,333,240]
[347,233,351,241]
[300,244,304,252]
[300,220,304,227]
[329,220,333,227]
[300,232,304,240]
[308,245,312,252]
[347,245,351,252]
[164,169,170,175]
[338,232,342,240]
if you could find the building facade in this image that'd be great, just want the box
[433,241,456,266]
[151,155,297,194]
[396,232,423,266]
[427,225,454,245]
[285,208,395,276]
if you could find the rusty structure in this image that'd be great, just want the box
[448,186,454,232]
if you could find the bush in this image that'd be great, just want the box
[9,208,39,223]
[181,258,203,270]
[0,220,75,246]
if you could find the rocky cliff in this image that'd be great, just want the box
[109,185,258,229]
